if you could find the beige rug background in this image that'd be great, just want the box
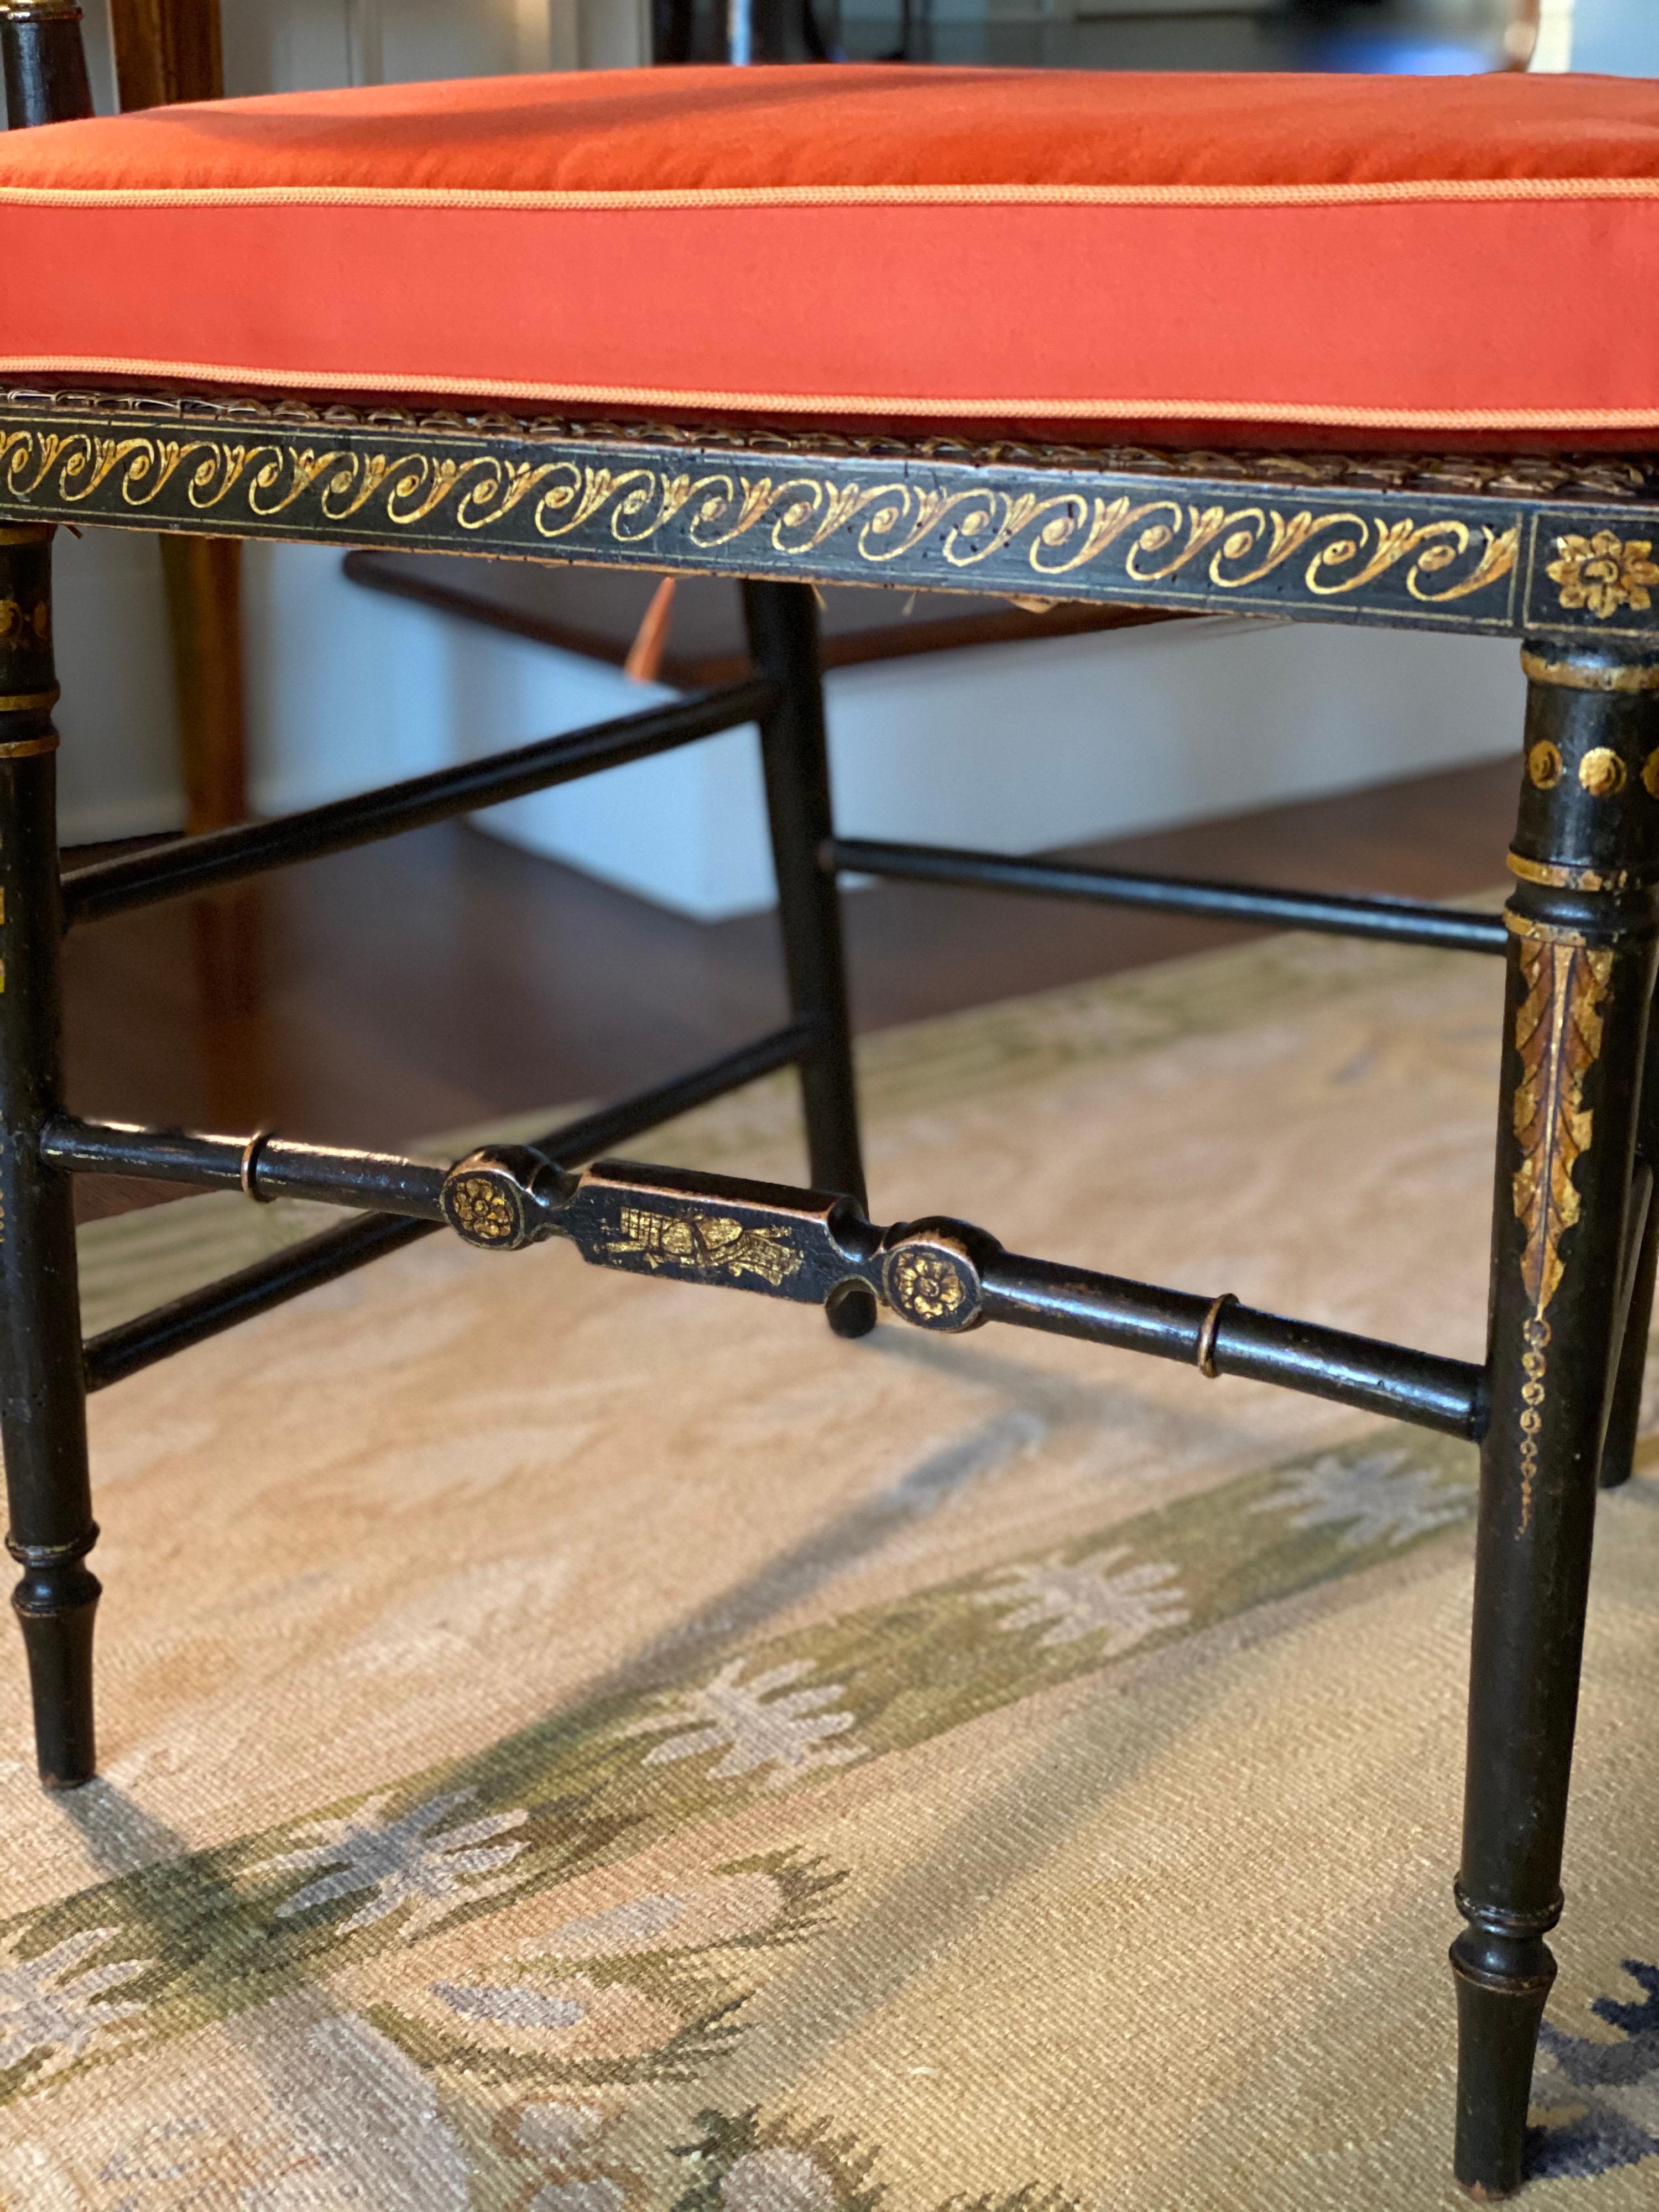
[1,928,1655,2209]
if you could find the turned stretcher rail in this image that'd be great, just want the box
[59,677,778,926]
[978,1257,1483,1436]
[43,1119,451,1215]
[497,1158,1483,1439]
[825,837,1510,956]
[71,1016,827,1390]
[53,1115,1486,1438]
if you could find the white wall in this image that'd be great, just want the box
[216,0,615,94]
[54,530,186,843]
[238,0,648,90]
[1569,0,1659,72]
[74,0,633,108]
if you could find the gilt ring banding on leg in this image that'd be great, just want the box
[1196,1292,1238,1380]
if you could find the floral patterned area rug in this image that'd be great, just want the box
[4,928,1658,2210]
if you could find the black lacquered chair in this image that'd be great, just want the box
[4,19,1659,2196]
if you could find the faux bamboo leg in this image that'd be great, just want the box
[742,580,873,1337]
[1452,637,1659,2197]
[0,525,98,1788]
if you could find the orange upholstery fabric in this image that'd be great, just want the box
[3,65,1659,442]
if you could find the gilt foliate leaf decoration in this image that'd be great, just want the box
[1547,531,1659,623]
[1507,920,1614,1536]
[1510,922,1614,1313]
[604,1207,802,1288]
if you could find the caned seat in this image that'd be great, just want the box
[8,29,1659,2204]
[2,65,1659,442]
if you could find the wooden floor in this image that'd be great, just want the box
[61,748,1519,1219]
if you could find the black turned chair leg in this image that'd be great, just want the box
[742,580,874,1338]
[1452,638,1659,2198]
[0,525,98,1789]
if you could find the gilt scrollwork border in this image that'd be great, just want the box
[0,385,1656,635]
[5,383,1658,503]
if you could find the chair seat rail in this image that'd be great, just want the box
[7,385,1659,644]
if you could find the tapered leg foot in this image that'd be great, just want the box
[1452,1910,1558,2199]
[11,1541,100,1788]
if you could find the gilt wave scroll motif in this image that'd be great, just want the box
[0,414,1527,627]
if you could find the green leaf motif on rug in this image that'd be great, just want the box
[671,2108,884,2212]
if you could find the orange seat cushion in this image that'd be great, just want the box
[3,65,1659,445]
